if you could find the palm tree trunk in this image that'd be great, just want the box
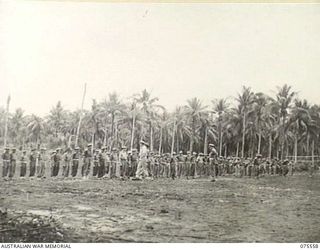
[92,132,95,154]
[219,132,223,157]
[171,120,176,156]
[176,133,179,153]
[3,96,10,147]
[204,127,208,155]
[312,139,315,169]
[150,122,153,152]
[111,113,115,139]
[306,132,310,155]
[269,134,272,159]
[258,132,262,154]
[159,127,163,154]
[103,126,108,147]
[75,83,86,147]
[294,135,298,163]
[224,144,227,157]
[219,121,223,157]
[130,112,136,151]
[241,112,246,158]
[236,142,239,157]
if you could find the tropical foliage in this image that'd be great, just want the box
[1,86,319,160]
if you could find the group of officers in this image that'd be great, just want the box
[1,141,295,181]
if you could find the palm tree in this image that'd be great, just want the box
[47,101,67,138]
[253,93,270,155]
[184,97,207,152]
[100,92,126,148]
[27,115,44,145]
[289,99,311,162]
[200,112,217,154]
[273,84,296,159]
[10,108,26,145]
[212,98,229,156]
[236,86,255,158]
[135,89,164,151]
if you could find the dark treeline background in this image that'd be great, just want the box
[1,84,320,160]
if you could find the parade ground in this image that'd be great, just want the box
[1,173,320,243]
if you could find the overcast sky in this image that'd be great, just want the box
[0,1,319,116]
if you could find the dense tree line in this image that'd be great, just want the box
[1,85,319,161]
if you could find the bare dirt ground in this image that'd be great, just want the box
[1,172,320,243]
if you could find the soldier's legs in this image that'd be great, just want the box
[93,162,98,177]
[56,163,60,177]
[40,162,46,177]
[65,163,70,177]
[62,165,67,177]
[85,162,91,177]
[98,162,105,178]
[9,161,15,178]
[30,162,36,177]
[2,161,8,177]
[20,163,27,177]
[72,161,78,177]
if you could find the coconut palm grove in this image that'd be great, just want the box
[1,84,319,162]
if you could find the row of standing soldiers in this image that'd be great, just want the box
[1,144,294,180]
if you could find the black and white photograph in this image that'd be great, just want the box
[0,0,320,245]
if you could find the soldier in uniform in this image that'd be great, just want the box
[104,151,111,178]
[71,147,81,177]
[98,147,106,178]
[2,147,10,178]
[119,146,128,178]
[148,151,156,179]
[29,148,37,177]
[196,153,205,178]
[130,149,138,177]
[109,148,118,178]
[282,159,290,176]
[62,148,71,178]
[37,147,47,178]
[9,148,17,179]
[185,151,192,179]
[288,160,294,176]
[135,140,149,179]
[20,150,27,177]
[153,154,160,179]
[82,144,92,179]
[208,144,217,180]
[92,149,100,177]
[52,148,61,177]
[176,151,185,178]
[169,152,177,180]
[265,158,271,175]
[253,154,262,178]
[189,152,197,179]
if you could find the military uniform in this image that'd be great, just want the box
[9,148,17,178]
[135,141,149,179]
[71,147,81,177]
[92,149,99,177]
[176,152,185,178]
[37,148,46,178]
[98,148,106,178]
[130,149,138,177]
[20,151,27,177]
[82,145,92,178]
[169,153,177,180]
[109,148,118,178]
[119,147,128,178]
[62,149,71,177]
[29,149,37,177]
[2,148,10,178]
